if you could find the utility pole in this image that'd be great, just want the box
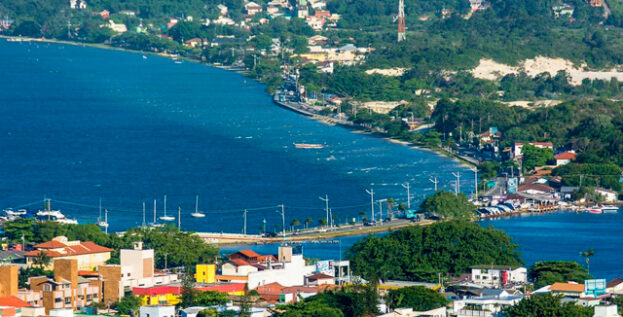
[366,188,375,222]
[402,182,411,209]
[319,195,329,228]
[243,209,248,235]
[429,176,439,192]
[452,172,461,195]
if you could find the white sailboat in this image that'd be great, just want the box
[191,195,206,218]
[150,199,163,228]
[97,199,108,228]
[99,209,109,233]
[159,195,175,221]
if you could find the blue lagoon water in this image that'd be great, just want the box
[2,40,621,279]
[0,40,473,233]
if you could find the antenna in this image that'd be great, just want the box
[366,188,375,222]
[397,0,406,42]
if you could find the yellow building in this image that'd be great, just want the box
[196,264,216,284]
[133,286,182,306]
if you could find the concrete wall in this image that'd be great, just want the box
[0,265,18,296]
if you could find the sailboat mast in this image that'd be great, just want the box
[153,199,157,224]
[98,198,102,221]
[142,202,146,227]
[178,206,181,231]
[104,209,108,234]
[195,195,199,213]
[164,194,167,217]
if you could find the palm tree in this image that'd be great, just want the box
[580,248,595,274]
[358,211,366,223]
[33,251,51,269]
[290,218,300,232]
[304,217,313,229]
[318,218,328,228]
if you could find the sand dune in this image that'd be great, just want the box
[471,56,623,85]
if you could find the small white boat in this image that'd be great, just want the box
[4,208,27,217]
[601,205,619,213]
[191,195,205,218]
[142,55,147,60]
[294,143,325,149]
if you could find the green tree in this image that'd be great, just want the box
[348,222,521,282]
[180,267,196,308]
[304,217,313,229]
[420,191,475,220]
[528,261,592,289]
[504,293,593,317]
[114,295,142,316]
[290,219,301,231]
[387,286,448,311]
[33,251,51,269]
[521,144,554,172]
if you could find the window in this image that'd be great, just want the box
[44,284,52,291]
[54,298,62,303]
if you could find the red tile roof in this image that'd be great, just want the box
[0,296,31,308]
[230,259,250,266]
[25,241,112,258]
[133,286,182,296]
[34,241,67,249]
[555,152,576,160]
[607,278,623,288]
[237,250,261,258]
[196,283,246,293]
[517,184,554,193]
[307,273,334,280]
[550,282,584,293]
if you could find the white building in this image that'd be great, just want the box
[471,265,527,288]
[453,296,523,317]
[105,20,127,33]
[379,307,446,317]
[247,246,315,289]
[594,305,618,317]
[595,188,618,203]
[140,306,175,317]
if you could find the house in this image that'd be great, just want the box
[196,264,216,284]
[552,4,575,17]
[184,38,203,48]
[246,246,316,289]
[69,0,87,9]
[245,2,263,15]
[308,35,328,46]
[98,242,179,305]
[517,184,555,196]
[595,305,619,317]
[0,295,45,317]
[469,0,490,11]
[453,295,523,317]
[305,273,334,286]
[513,142,554,158]
[139,305,175,317]
[27,259,101,313]
[555,151,576,166]
[480,127,501,144]
[104,20,127,33]
[470,265,527,288]
[96,10,110,19]
[119,10,136,16]
[379,307,446,317]
[217,4,229,16]
[305,16,325,30]
[220,259,259,276]
[606,278,623,295]
[587,0,602,7]
[228,250,277,264]
[296,5,309,18]
[24,236,112,271]
[550,282,585,298]
[595,188,618,202]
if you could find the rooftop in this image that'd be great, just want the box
[550,282,585,293]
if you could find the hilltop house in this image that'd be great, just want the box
[555,151,576,166]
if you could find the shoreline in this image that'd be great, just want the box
[1,35,476,169]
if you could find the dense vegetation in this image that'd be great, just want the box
[347,222,521,282]
[528,261,592,288]
[386,286,448,311]
[504,293,593,317]
[419,191,475,219]
[277,285,379,317]
[2,220,218,268]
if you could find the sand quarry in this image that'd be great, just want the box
[471,56,623,85]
